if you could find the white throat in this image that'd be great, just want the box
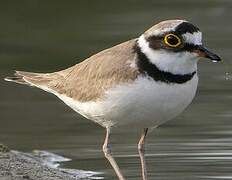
[138,35,198,75]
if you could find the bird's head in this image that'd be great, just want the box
[137,20,221,75]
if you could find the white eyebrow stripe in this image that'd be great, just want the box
[182,32,202,45]
[152,27,177,36]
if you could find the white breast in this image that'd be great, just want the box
[56,74,198,129]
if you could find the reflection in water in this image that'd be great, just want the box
[0,0,232,179]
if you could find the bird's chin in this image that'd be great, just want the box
[185,52,200,62]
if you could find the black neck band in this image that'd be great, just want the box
[134,44,196,84]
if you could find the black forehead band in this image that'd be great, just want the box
[146,22,200,40]
[175,22,200,34]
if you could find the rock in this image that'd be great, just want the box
[0,144,10,153]
[0,144,102,180]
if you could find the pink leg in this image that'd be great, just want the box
[103,128,125,180]
[138,128,148,180]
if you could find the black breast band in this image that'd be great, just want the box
[134,44,196,84]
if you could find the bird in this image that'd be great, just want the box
[5,19,221,180]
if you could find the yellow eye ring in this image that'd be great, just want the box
[164,33,182,48]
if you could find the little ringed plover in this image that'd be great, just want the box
[5,19,221,180]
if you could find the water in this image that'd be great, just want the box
[0,0,232,179]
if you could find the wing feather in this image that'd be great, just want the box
[5,39,139,101]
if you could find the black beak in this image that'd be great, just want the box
[194,45,222,62]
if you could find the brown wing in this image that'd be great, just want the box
[5,39,139,102]
[50,39,139,101]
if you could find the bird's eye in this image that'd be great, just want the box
[164,33,182,48]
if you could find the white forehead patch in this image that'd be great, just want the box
[182,31,202,45]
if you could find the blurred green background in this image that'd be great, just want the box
[0,0,232,179]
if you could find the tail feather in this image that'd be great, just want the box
[4,70,52,87]
[14,71,42,78]
[4,76,30,85]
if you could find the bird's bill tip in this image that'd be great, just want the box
[193,45,222,62]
